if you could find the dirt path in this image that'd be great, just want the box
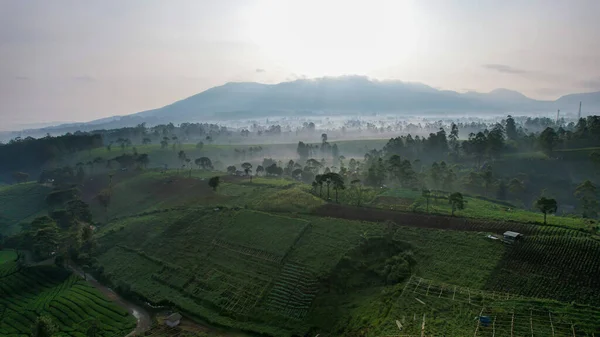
[68,265,152,336]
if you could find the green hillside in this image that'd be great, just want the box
[0,182,51,235]
[89,201,600,336]
[0,259,135,336]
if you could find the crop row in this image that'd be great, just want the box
[486,236,600,305]
[265,263,319,319]
[0,266,134,336]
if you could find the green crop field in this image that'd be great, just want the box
[376,187,593,230]
[0,249,17,265]
[0,263,135,336]
[0,182,51,235]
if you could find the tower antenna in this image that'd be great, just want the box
[578,101,582,119]
[556,109,560,125]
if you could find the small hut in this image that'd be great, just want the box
[503,231,523,243]
[165,313,182,327]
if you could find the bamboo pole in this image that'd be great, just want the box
[421,314,426,337]
[492,316,496,337]
[530,309,534,337]
[548,312,554,337]
[511,312,515,337]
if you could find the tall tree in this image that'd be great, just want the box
[256,165,264,176]
[535,197,557,224]
[505,115,518,140]
[574,180,598,218]
[241,162,253,182]
[448,192,465,216]
[539,127,559,155]
[329,172,345,203]
[208,176,220,191]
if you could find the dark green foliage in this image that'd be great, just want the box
[448,192,465,216]
[32,315,57,337]
[0,134,103,181]
[535,196,558,224]
[208,176,220,191]
[330,238,414,292]
[538,127,559,154]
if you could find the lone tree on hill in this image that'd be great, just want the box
[241,162,253,182]
[535,196,558,224]
[208,176,220,191]
[448,192,465,216]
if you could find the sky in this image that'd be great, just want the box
[1,0,600,130]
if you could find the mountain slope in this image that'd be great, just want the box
[17,76,600,134]
[131,76,598,121]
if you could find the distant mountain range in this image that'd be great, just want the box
[13,76,600,134]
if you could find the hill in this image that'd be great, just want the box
[72,171,600,336]
[0,182,52,236]
[0,254,135,336]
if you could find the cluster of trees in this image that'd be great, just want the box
[0,133,103,182]
[7,195,96,264]
[312,172,345,202]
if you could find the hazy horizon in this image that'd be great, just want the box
[2,0,600,129]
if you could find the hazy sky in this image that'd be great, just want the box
[1,0,600,129]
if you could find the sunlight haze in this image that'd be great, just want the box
[1,0,599,129]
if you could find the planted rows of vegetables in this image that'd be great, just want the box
[264,263,318,319]
[486,236,600,305]
[385,277,600,336]
[0,266,134,337]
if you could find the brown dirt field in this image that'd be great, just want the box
[313,203,538,235]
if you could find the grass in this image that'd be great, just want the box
[218,210,309,256]
[0,182,51,235]
[0,264,135,336]
[0,249,17,264]
[377,187,594,230]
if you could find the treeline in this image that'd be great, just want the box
[0,133,103,176]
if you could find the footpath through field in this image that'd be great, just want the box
[68,265,152,336]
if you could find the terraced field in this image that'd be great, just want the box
[0,262,135,336]
[379,276,600,336]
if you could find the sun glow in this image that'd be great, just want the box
[240,0,427,77]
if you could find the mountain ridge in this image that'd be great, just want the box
[11,76,600,135]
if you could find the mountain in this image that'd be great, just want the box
[130,76,597,122]
[11,76,600,135]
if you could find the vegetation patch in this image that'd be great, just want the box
[330,237,415,291]
[0,264,134,336]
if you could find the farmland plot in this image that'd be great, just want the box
[0,264,134,336]
[380,277,600,336]
[485,235,600,306]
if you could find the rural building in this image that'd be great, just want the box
[165,313,182,327]
[503,231,523,243]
